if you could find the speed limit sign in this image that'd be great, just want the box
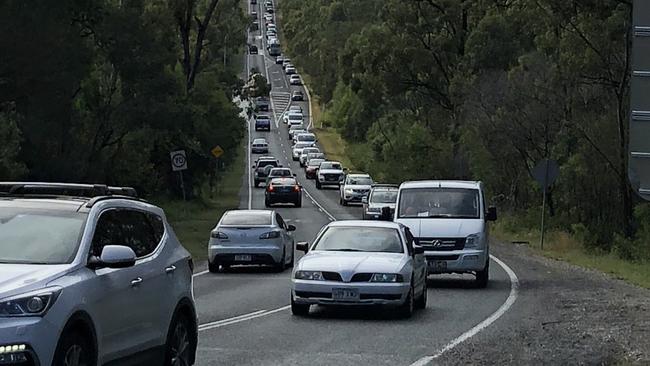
[170,150,188,171]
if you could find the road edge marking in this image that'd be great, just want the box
[199,306,290,332]
[409,255,520,366]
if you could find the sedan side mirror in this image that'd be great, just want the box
[413,246,425,255]
[296,241,309,253]
[486,206,498,222]
[89,245,136,270]
[287,224,296,232]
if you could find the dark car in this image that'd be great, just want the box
[255,114,271,131]
[249,44,258,54]
[305,158,325,179]
[265,177,302,207]
[265,167,295,186]
[276,55,284,64]
[255,96,270,112]
[254,158,280,187]
[292,91,304,101]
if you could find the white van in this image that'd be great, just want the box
[393,180,497,287]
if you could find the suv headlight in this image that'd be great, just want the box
[370,273,403,282]
[465,233,482,248]
[294,271,324,280]
[0,287,62,317]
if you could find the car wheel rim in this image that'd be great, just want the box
[64,344,85,366]
[170,321,190,366]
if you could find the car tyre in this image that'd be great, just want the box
[275,249,286,272]
[291,296,310,316]
[265,198,272,208]
[295,199,302,208]
[208,261,220,273]
[53,327,96,366]
[415,280,428,309]
[398,283,415,319]
[254,180,259,188]
[475,260,489,288]
[287,248,294,268]
[316,180,322,189]
[164,311,195,366]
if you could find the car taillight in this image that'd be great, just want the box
[294,185,301,192]
[268,184,274,192]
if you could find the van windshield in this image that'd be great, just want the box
[397,188,480,219]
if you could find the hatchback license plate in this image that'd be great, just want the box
[429,260,447,272]
[332,288,359,301]
[235,255,252,262]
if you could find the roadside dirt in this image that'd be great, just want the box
[434,241,650,365]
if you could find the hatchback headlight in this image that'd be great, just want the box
[465,233,482,248]
[259,231,281,239]
[294,271,324,280]
[370,273,403,283]
[0,287,62,317]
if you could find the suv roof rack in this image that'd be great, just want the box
[0,182,144,208]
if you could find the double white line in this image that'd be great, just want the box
[199,306,290,332]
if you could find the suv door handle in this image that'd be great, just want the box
[131,277,143,287]
[165,265,177,274]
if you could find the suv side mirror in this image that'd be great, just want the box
[361,196,368,204]
[89,245,136,270]
[486,206,498,222]
[287,224,296,232]
[296,241,309,253]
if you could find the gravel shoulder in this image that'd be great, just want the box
[434,240,650,365]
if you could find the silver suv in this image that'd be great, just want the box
[0,183,197,366]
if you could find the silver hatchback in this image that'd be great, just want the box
[208,210,296,272]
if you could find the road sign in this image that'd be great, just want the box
[211,145,225,159]
[532,159,559,189]
[170,150,188,171]
[630,0,650,200]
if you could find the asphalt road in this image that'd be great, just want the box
[190,1,517,365]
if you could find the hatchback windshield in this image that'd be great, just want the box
[371,190,398,204]
[221,211,271,226]
[313,227,403,253]
[397,188,480,219]
[0,209,87,264]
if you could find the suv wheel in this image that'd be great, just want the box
[164,312,194,366]
[475,261,489,288]
[53,328,96,366]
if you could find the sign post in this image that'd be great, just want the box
[532,159,559,250]
[170,150,188,201]
[211,145,225,195]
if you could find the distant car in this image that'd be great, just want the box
[291,221,428,317]
[362,184,399,220]
[289,75,302,85]
[316,161,344,189]
[251,11,258,19]
[251,0,257,4]
[285,66,297,75]
[266,7,274,13]
[209,210,296,273]
[253,158,280,187]
[249,44,258,54]
[255,114,271,131]
[292,142,315,161]
[286,112,304,126]
[276,55,284,64]
[266,30,276,39]
[265,167,294,186]
[264,13,273,21]
[292,91,304,101]
[293,132,316,147]
[288,127,306,141]
[255,96,270,112]
[289,105,303,113]
[251,21,259,31]
[299,147,320,166]
[266,177,302,208]
[282,59,291,69]
[340,173,374,206]
[305,158,326,179]
[251,138,269,154]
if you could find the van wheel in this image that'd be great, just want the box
[475,261,489,288]
[53,328,96,366]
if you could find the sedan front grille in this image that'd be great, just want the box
[418,237,465,251]
[350,273,373,282]
[321,272,343,281]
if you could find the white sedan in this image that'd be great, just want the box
[289,74,302,85]
[291,221,428,317]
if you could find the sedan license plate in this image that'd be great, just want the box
[429,260,447,272]
[235,255,252,262]
[332,288,359,301]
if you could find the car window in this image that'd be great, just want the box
[0,208,87,264]
[92,209,159,258]
[321,162,341,170]
[347,176,372,185]
[257,160,278,168]
[313,226,403,253]
[221,211,271,226]
[371,190,398,204]
[275,213,286,230]
[404,227,415,256]
[148,213,165,243]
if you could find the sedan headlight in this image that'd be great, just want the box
[370,273,403,283]
[294,271,324,280]
[259,231,281,239]
[0,287,62,317]
[465,233,482,248]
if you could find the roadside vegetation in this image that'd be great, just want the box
[279,0,649,282]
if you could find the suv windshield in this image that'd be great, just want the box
[347,177,372,185]
[398,188,480,219]
[371,190,398,204]
[0,208,87,264]
[320,162,341,170]
[313,227,403,253]
[308,159,325,167]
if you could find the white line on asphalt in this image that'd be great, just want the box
[302,188,336,221]
[199,306,291,332]
[408,256,520,366]
[193,270,209,277]
[199,310,267,331]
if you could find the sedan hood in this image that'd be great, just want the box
[297,251,406,282]
[0,264,73,298]
[397,218,484,238]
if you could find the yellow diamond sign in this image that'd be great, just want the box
[211,145,225,158]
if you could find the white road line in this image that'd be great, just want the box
[193,270,209,278]
[409,256,520,366]
[199,310,267,331]
[302,188,337,221]
[199,306,290,332]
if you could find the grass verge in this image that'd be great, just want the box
[311,127,356,171]
[493,219,650,289]
[154,145,245,261]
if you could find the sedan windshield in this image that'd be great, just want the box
[0,209,87,264]
[397,188,480,219]
[313,227,403,253]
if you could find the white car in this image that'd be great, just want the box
[292,142,315,161]
[299,147,320,166]
[289,105,303,113]
[289,75,301,85]
[293,132,316,146]
[288,127,306,141]
[264,13,273,21]
[286,112,304,126]
[291,221,428,317]
[393,180,497,288]
[316,161,345,189]
[285,66,297,75]
[340,173,374,206]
